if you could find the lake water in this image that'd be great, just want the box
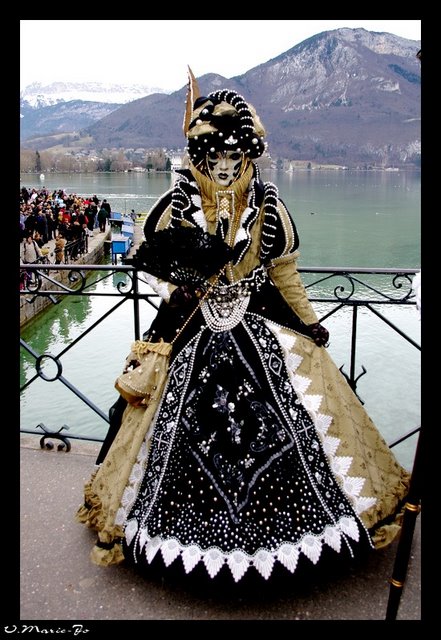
[21,168,421,268]
[20,170,421,469]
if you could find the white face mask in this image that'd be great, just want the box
[206,151,244,186]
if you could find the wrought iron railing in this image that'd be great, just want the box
[20,263,420,455]
[22,234,90,269]
[64,232,89,263]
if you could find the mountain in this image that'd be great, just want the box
[21,29,421,167]
[21,81,168,107]
[237,28,421,166]
[83,75,243,150]
[20,81,170,145]
[20,99,122,141]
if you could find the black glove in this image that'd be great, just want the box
[308,322,329,347]
[169,284,204,308]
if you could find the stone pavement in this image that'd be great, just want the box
[18,435,421,625]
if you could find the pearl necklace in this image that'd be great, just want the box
[201,292,250,332]
[200,267,267,332]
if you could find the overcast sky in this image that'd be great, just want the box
[20,19,421,92]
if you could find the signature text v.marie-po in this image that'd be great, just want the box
[4,625,89,635]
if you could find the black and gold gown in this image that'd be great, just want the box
[77,162,410,582]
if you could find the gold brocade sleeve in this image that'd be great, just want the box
[266,202,318,325]
[268,252,319,325]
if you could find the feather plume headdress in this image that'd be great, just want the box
[183,66,201,137]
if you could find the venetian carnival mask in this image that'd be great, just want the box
[206,150,244,186]
[183,69,267,179]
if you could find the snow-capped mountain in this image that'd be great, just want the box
[20,81,169,108]
[20,28,420,167]
[83,28,420,167]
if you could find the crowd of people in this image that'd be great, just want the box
[19,186,112,264]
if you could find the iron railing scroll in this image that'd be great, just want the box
[19,262,421,620]
[20,263,420,446]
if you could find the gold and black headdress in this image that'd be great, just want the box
[183,67,266,166]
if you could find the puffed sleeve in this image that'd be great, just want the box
[265,200,319,325]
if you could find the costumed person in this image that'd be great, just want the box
[76,70,410,583]
[54,233,66,265]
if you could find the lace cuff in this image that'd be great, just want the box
[142,272,173,302]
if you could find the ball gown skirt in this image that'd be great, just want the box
[77,270,410,582]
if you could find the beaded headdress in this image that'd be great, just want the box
[183,68,266,166]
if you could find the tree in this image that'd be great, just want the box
[98,158,112,172]
[35,151,41,173]
[20,149,37,172]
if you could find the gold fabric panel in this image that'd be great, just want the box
[76,400,158,565]
[280,327,410,545]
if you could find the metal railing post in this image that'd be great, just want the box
[133,267,140,340]
[350,303,358,388]
[386,426,423,620]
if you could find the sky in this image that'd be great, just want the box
[20,19,421,93]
